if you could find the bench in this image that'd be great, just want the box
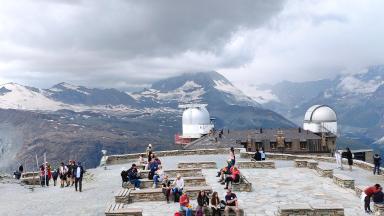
[374,203,384,216]
[21,172,39,178]
[178,161,217,169]
[316,165,334,178]
[333,174,355,189]
[179,207,245,216]
[307,160,319,169]
[123,176,207,189]
[354,185,367,197]
[115,186,213,203]
[277,203,344,216]
[138,168,203,179]
[20,176,40,185]
[105,203,142,216]
[232,175,252,192]
[294,159,308,168]
[236,161,275,169]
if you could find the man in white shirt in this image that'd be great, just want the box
[74,162,85,192]
[172,174,184,202]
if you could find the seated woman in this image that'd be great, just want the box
[217,160,234,183]
[148,158,159,180]
[179,191,192,216]
[172,174,184,202]
[253,149,262,161]
[210,191,221,216]
[197,190,209,215]
[137,154,147,167]
[153,165,164,188]
[161,175,172,203]
[224,166,240,189]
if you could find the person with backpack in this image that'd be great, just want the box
[127,164,141,190]
[196,190,209,216]
[59,162,68,188]
[74,161,85,192]
[120,167,128,187]
[52,167,59,186]
[210,191,221,216]
[373,153,381,175]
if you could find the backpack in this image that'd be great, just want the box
[148,171,154,180]
[195,208,203,216]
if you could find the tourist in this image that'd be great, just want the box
[59,162,68,188]
[260,147,266,160]
[179,191,192,216]
[127,164,141,190]
[373,153,381,175]
[197,190,209,215]
[224,189,240,216]
[39,164,47,187]
[52,167,59,186]
[146,144,153,161]
[66,160,74,187]
[18,164,24,173]
[253,149,262,161]
[335,150,343,170]
[147,153,155,166]
[148,158,159,180]
[224,166,240,189]
[46,163,52,184]
[363,184,381,213]
[172,174,184,202]
[74,161,85,192]
[153,165,164,188]
[218,160,234,183]
[373,187,384,204]
[120,167,129,187]
[229,147,235,166]
[345,148,353,171]
[211,191,221,216]
[161,175,172,203]
[137,154,147,167]
[154,156,162,165]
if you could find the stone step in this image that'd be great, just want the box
[105,203,142,216]
[333,174,355,189]
[294,159,308,168]
[316,165,334,178]
[138,168,203,179]
[236,161,275,169]
[123,176,207,189]
[177,161,217,169]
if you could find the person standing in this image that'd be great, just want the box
[373,154,381,175]
[335,150,343,170]
[345,148,353,171]
[224,189,240,216]
[210,191,221,216]
[52,167,59,186]
[74,162,85,192]
[363,184,381,213]
[229,147,235,166]
[18,164,24,173]
[59,162,68,188]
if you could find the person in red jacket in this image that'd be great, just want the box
[224,166,240,189]
[179,192,192,216]
[364,184,381,213]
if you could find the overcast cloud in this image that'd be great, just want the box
[0,0,383,91]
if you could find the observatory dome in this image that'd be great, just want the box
[304,105,337,123]
[182,107,211,125]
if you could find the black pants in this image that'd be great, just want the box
[75,177,82,192]
[211,207,221,216]
[364,195,371,211]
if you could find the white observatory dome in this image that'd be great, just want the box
[303,105,337,134]
[182,107,211,125]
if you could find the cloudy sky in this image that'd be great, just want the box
[0,0,383,91]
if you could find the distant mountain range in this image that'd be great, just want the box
[251,65,384,153]
[0,71,294,170]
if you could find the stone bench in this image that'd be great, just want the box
[179,207,244,216]
[20,176,40,185]
[316,165,334,178]
[177,161,217,169]
[115,186,213,203]
[236,161,275,169]
[105,203,142,216]
[123,176,207,189]
[333,174,354,189]
[232,175,252,192]
[354,185,367,197]
[21,172,39,178]
[307,160,319,169]
[374,203,384,216]
[294,159,308,168]
[139,168,203,179]
[277,203,344,216]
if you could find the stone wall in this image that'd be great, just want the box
[124,177,207,189]
[333,174,355,189]
[277,203,344,216]
[374,203,384,216]
[232,176,252,192]
[236,161,275,169]
[177,161,217,169]
[316,165,333,178]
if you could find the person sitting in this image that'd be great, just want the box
[217,160,234,183]
[172,174,184,202]
[224,189,240,216]
[148,158,159,180]
[364,184,381,213]
[253,149,262,161]
[197,190,209,215]
[120,167,128,187]
[161,175,172,203]
[127,164,141,190]
[137,154,147,167]
[153,165,164,188]
[154,156,162,165]
[224,167,240,189]
[260,147,266,160]
[210,191,221,216]
[373,187,384,204]
[179,191,192,216]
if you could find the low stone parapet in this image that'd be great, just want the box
[177,161,217,169]
[307,160,319,169]
[277,203,344,216]
[179,207,245,216]
[232,175,252,192]
[277,203,313,216]
[123,176,207,189]
[105,203,142,216]
[138,168,203,179]
[374,203,384,216]
[311,203,344,215]
[354,185,367,197]
[294,159,308,168]
[236,161,275,169]
[20,177,40,185]
[333,174,354,189]
[316,165,333,178]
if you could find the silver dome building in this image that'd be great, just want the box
[303,105,338,135]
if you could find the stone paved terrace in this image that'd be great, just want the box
[0,153,383,216]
